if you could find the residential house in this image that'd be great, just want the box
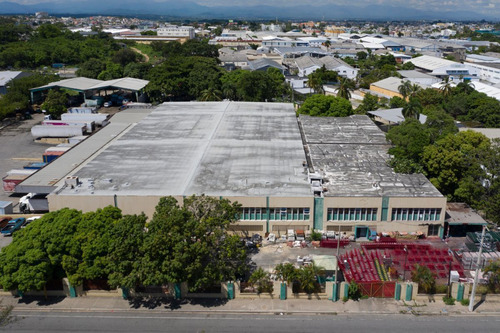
[295,56,358,79]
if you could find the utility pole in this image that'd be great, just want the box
[469,225,486,312]
[333,224,341,301]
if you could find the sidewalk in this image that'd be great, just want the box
[2,295,500,316]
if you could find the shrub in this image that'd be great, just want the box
[411,264,436,294]
[342,296,349,303]
[348,282,362,301]
[310,230,322,241]
[460,298,470,306]
[249,267,273,294]
[443,296,455,305]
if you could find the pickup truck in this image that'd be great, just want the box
[1,217,26,236]
[0,216,12,230]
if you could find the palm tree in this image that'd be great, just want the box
[249,267,272,294]
[274,263,297,284]
[411,264,436,294]
[200,87,222,101]
[402,97,423,120]
[409,83,422,98]
[323,40,331,51]
[439,76,453,98]
[456,80,475,94]
[398,80,412,100]
[337,77,355,100]
[307,73,324,94]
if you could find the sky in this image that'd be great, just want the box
[7,0,500,16]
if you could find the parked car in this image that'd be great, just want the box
[21,216,41,228]
[1,218,26,236]
[0,216,12,229]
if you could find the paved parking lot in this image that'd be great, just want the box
[0,114,50,206]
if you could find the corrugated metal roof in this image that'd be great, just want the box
[0,71,23,86]
[368,108,427,124]
[31,77,149,92]
[90,77,149,91]
[406,55,456,71]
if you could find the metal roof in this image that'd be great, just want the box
[370,77,428,93]
[0,71,23,87]
[406,55,456,71]
[30,77,149,93]
[89,77,149,91]
[446,203,487,225]
[295,55,353,71]
[368,108,427,125]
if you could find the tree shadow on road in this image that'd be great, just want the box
[128,297,228,310]
[16,296,66,306]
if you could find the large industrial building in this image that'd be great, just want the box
[17,102,447,238]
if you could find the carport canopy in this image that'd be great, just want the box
[30,77,149,102]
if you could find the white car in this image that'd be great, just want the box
[21,216,41,228]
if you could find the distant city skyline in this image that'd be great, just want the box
[6,0,499,16]
[1,0,499,20]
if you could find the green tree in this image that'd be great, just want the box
[274,263,298,284]
[348,281,362,300]
[337,77,355,100]
[386,118,430,162]
[402,97,423,120]
[199,87,223,101]
[401,62,415,70]
[422,131,491,199]
[297,264,325,294]
[424,108,458,143]
[440,76,453,98]
[41,89,68,119]
[411,264,436,294]
[299,94,353,117]
[77,58,107,79]
[398,80,412,100]
[249,267,272,293]
[112,48,138,67]
[138,196,247,291]
[355,93,379,114]
[389,96,407,108]
[107,214,147,290]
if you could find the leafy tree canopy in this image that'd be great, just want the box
[299,94,353,117]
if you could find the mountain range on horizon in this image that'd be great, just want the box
[0,0,497,21]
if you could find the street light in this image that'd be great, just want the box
[402,246,408,281]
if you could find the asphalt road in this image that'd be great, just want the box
[5,311,500,332]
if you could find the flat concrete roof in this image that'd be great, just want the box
[16,108,153,194]
[300,115,444,198]
[55,102,311,197]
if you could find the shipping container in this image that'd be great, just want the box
[42,120,95,133]
[31,125,85,138]
[42,151,65,163]
[6,169,36,176]
[61,113,109,127]
[68,107,96,114]
[45,146,72,153]
[24,162,47,170]
[2,174,28,192]
[69,136,88,145]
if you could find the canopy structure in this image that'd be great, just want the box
[30,77,149,104]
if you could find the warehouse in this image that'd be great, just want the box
[19,102,447,238]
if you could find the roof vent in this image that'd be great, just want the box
[65,176,79,187]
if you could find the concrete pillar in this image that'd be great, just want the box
[326,281,334,301]
[411,282,418,300]
[451,282,459,299]
[221,282,229,299]
[180,282,188,299]
[234,281,241,298]
[463,283,471,299]
[340,282,349,299]
[287,282,293,297]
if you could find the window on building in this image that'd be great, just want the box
[391,208,441,221]
[327,208,378,221]
[267,207,310,221]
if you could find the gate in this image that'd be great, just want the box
[358,281,396,298]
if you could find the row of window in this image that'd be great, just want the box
[239,208,310,221]
[238,207,442,222]
[327,208,378,221]
[391,208,441,221]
